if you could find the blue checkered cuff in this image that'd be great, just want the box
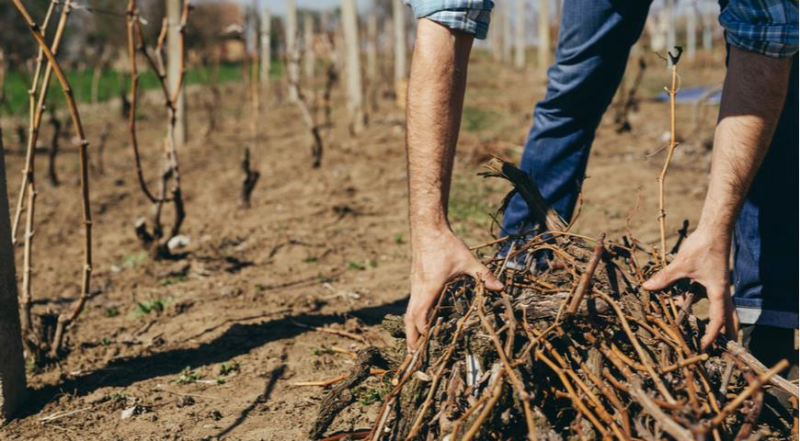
[719,0,798,58]
[405,0,494,40]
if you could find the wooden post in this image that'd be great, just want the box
[686,2,697,61]
[488,3,501,61]
[0,133,27,424]
[286,0,299,102]
[514,0,525,70]
[646,14,666,52]
[702,2,713,52]
[366,8,377,81]
[392,0,407,107]
[303,12,315,80]
[342,0,365,133]
[537,0,550,72]
[502,3,513,63]
[167,0,186,147]
[260,7,271,87]
[665,0,676,58]
[366,4,378,110]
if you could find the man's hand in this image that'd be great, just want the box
[405,228,503,350]
[643,228,739,350]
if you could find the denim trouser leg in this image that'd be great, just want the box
[501,0,652,234]
[732,56,799,329]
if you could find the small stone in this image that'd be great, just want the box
[167,235,191,251]
[121,405,139,420]
[176,395,195,408]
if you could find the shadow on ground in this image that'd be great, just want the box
[20,296,408,418]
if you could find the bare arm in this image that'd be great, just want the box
[645,46,792,348]
[405,19,502,349]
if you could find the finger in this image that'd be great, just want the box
[643,262,684,291]
[404,310,430,351]
[404,285,438,351]
[413,314,429,348]
[724,294,740,341]
[701,291,726,350]
[469,261,504,291]
[404,311,420,351]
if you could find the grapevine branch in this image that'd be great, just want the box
[126,0,190,258]
[11,0,94,357]
[657,46,683,264]
[14,0,68,360]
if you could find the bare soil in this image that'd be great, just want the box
[1,51,726,440]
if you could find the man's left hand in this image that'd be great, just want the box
[643,228,740,350]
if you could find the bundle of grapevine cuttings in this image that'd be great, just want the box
[309,160,797,441]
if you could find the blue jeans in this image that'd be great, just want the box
[500,0,799,328]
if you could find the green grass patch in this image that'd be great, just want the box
[448,178,502,228]
[0,60,282,116]
[462,107,500,132]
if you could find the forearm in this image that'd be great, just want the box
[406,19,474,237]
[698,46,792,239]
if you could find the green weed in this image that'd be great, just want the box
[356,381,392,406]
[108,392,129,403]
[120,252,147,268]
[173,367,202,384]
[160,274,188,287]
[219,361,240,376]
[317,274,338,284]
[347,261,366,271]
[310,346,334,356]
[134,298,168,316]
[347,260,377,271]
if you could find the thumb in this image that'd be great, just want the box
[469,260,504,291]
[643,262,684,291]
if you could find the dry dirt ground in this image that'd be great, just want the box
[2,51,726,440]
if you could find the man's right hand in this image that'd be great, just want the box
[405,227,504,350]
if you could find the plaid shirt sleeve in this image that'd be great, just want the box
[719,0,799,58]
[405,0,494,40]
